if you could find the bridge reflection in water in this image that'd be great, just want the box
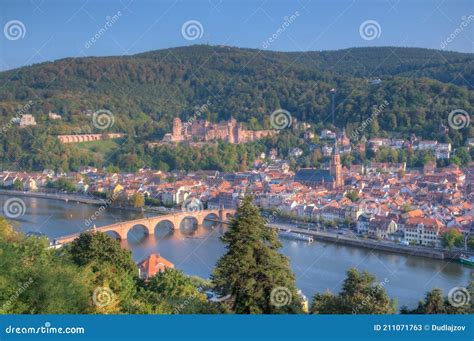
[56,208,235,245]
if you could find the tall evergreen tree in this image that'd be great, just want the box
[212,196,303,314]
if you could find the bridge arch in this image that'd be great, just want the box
[180,216,199,233]
[104,230,122,240]
[154,220,174,239]
[127,224,150,243]
[203,212,220,229]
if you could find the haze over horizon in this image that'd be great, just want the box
[0,0,473,71]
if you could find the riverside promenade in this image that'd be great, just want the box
[268,223,473,261]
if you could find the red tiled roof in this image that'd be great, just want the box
[138,253,174,279]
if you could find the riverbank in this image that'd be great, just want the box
[269,223,474,261]
[3,190,471,263]
[0,189,173,214]
[0,189,106,205]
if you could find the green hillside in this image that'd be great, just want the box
[0,45,472,171]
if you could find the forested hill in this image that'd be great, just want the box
[0,45,472,142]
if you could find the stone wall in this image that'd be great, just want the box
[57,133,125,144]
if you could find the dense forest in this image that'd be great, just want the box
[0,45,472,171]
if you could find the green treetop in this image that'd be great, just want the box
[212,196,303,314]
[311,268,396,314]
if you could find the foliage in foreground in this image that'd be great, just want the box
[0,218,218,314]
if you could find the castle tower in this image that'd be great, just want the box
[330,144,343,188]
[172,117,183,141]
[228,117,237,143]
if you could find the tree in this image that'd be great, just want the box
[407,289,446,314]
[212,196,303,314]
[442,229,464,250]
[69,232,136,275]
[142,269,220,314]
[310,268,396,314]
[402,287,471,314]
[130,192,145,208]
[68,232,138,312]
[46,177,76,193]
[345,190,359,202]
[13,179,23,190]
[0,217,94,314]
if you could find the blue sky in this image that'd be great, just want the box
[0,0,473,71]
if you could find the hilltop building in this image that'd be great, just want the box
[48,112,62,120]
[17,114,37,127]
[163,117,275,144]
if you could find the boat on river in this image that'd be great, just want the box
[459,255,474,266]
[279,229,314,243]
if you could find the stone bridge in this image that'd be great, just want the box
[55,208,235,244]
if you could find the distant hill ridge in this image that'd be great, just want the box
[0,45,472,142]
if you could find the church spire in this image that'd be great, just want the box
[330,143,343,188]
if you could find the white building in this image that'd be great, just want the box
[403,218,444,247]
[17,114,37,127]
[320,129,336,140]
[435,143,451,159]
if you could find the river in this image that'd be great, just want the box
[1,194,471,309]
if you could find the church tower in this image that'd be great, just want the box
[330,144,343,188]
